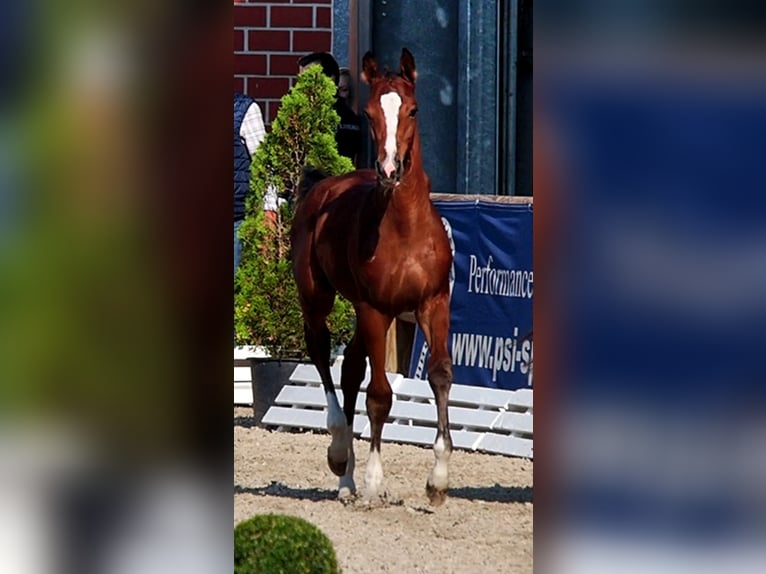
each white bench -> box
[261,407,370,435]
[237,361,534,459]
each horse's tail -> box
[297,166,328,200]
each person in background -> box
[298,52,361,166]
[234,91,265,277]
[338,67,354,107]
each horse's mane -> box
[297,166,329,200]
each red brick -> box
[269,54,301,76]
[293,30,332,53]
[233,76,245,93]
[293,0,330,3]
[233,6,266,27]
[248,29,290,51]
[270,6,314,28]
[234,54,267,75]
[267,101,281,125]
[233,29,245,53]
[315,7,331,29]
[248,77,291,100]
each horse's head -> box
[362,48,419,188]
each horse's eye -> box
[409,107,418,118]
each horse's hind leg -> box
[301,292,352,478]
[356,304,394,501]
[417,292,454,506]
[335,331,367,498]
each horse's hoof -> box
[338,486,355,501]
[327,448,348,476]
[362,490,389,507]
[426,482,448,507]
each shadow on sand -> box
[448,484,532,504]
[235,481,337,502]
[235,481,532,504]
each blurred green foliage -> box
[0,9,184,456]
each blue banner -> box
[532,71,766,556]
[408,200,533,390]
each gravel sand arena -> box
[234,407,533,573]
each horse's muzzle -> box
[376,158,402,187]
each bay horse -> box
[291,48,454,505]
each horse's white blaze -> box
[380,91,402,177]
[364,449,384,497]
[429,436,450,491]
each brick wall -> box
[234,0,333,125]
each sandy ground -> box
[234,407,533,573]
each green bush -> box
[234,514,341,574]
[235,65,356,356]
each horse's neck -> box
[373,149,431,233]
[396,130,430,194]
[395,148,430,205]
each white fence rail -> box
[235,360,533,459]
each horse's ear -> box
[361,51,378,84]
[400,48,417,84]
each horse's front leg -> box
[356,304,394,501]
[417,292,454,506]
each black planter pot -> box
[248,358,302,426]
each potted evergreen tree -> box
[235,66,356,424]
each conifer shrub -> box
[235,65,356,356]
